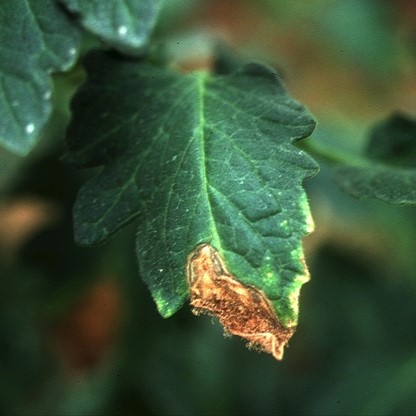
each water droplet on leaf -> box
[25,123,35,134]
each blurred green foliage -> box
[1,0,416,415]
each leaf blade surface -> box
[65,51,317,351]
[0,0,80,155]
[60,0,162,54]
[335,114,416,206]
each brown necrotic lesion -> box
[187,244,294,360]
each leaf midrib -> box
[196,74,222,252]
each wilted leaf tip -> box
[187,244,295,360]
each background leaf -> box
[59,0,163,55]
[65,50,317,330]
[0,0,80,155]
[334,113,416,206]
[364,113,416,167]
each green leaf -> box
[365,113,416,167]
[335,113,416,206]
[60,0,163,55]
[65,50,317,356]
[0,0,80,155]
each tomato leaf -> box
[335,113,416,206]
[0,0,80,155]
[59,0,163,55]
[65,50,317,357]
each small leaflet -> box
[187,244,295,360]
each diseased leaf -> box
[187,244,294,360]
[59,0,163,55]
[335,113,416,206]
[0,0,80,155]
[65,50,317,359]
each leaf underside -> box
[0,0,80,155]
[65,50,317,335]
[335,113,416,206]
